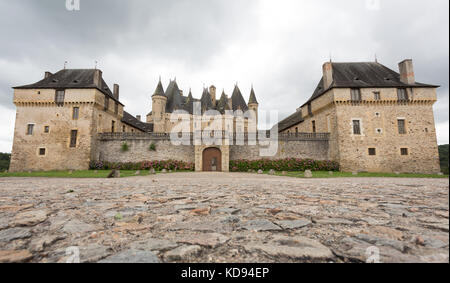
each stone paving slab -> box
[0,173,448,263]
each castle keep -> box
[9,59,441,174]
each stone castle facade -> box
[8,59,441,174]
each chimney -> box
[322,62,333,90]
[44,72,53,79]
[398,59,415,85]
[113,84,120,100]
[94,69,103,88]
[209,85,216,105]
[136,115,141,121]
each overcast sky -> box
[0,0,448,152]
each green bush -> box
[229,158,339,172]
[121,142,129,152]
[0,153,10,171]
[439,144,449,174]
[149,143,156,151]
[89,160,194,171]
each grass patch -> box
[0,170,190,179]
[263,171,448,179]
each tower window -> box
[368,148,376,156]
[73,107,79,120]
[352,120,361,135]
[104,96,109,111]
[312,121,316,133]
[351,88,362,102]
[55,90,65,106]
[70,130,78,148]
[39,148,46,156]
[374,91,381,100]
[123,125,126,132]
[397,89,408,101]
[44,126,50,133]
[111,121,115,133]
[398,119,406,134]
[27,124,34,135]
[401,148,409,156]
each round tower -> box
[248,86,259,129]
[151,78,167,133]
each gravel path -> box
[0,173,448,263]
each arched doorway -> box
[202,147,222,172]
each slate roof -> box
[248,86,258,104]
[301,62,438,107]
[121,111,154,133]
[276,61,439,132]
[149,80,256,115]
[276,111,304,132]
[231,85,249,112]
[14,69,124,105]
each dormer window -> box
[351,88,362,102]
[397,88,408,101]
[55,90,65,106]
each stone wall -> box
[96,133,195,163]
[96,133,331,167]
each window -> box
[368,148,376,156]
[295,127,298,134]
[55,90,65,106]
[114,103,118,115]
[123,125,126,132]
[70,130,78,148]
[27,124,34,135]
[307,104,312,116]
[104,96,109,111]
[312,121,316,133]
[401,148,409,156]
[397,88,408,101]
[351,88,362,102]
[44,126,50,133]
[398,119,406,134]
[111,121,115,133]
[352,120,361,135]
[39,148,46,156]
[374,91,381,101]
[72,107,79,120]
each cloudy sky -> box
[0,0,448,152]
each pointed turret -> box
[152,78,166,97]
[248,85,259,105]
[231,84,248,112]
[216,90,231,114]
[200,87,214,112]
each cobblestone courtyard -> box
[0,173,448,263]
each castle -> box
[9,59,441,174]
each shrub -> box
[229,158,339,172]
[149,143,156,151]
[121,142,129,152]
[89,160,195,171]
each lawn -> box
[262,171,448,179]
[0,170,189,178]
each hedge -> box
[230,158,339,172]
[89,160,195,171]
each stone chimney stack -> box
[113,84,120,100]
[322,62,333,90]
[136,115,141,121]
[398,59,415,85]
[45,72,53,79]
[209,85,216,106]
[94,69,103,88]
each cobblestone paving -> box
[0,173,448,263]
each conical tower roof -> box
[216,90,231,114]
[248,85,258,105]
[231,84,249,112]
[152,78,166,97]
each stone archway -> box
[202,147,222,172]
